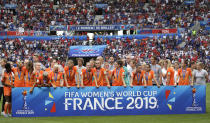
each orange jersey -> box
[112,67,125,86]
[92,68,107,86]
[45,67,52,73]
[178,68,192,85]
[25,70,36,87]
[132,72,143,86]
[64,66,78,86]
[166,67,175,86]
[2,72,13,96]
[81,69,95,86]
[38,74,51,86]
[143,70,155,86]
[49,71,63,87]
[34,71,44,85]
[12,67,26,87]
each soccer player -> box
[166,60,176,86]
[111,60,126,87]
[25,61,35,87]
[49,64,64,87]
[30,71,50,93]
[45,58,57,73]
[81,62,98,87]
[93,60,110,88]
[177,60,192,85]
[12,60,26,87]
[130,64,143,87]
[1,63,14,117]
[104,62,112,86]
[64,60,79,88]
[29,62,44,93]
[89,59,95,68]
[142,64,160,87]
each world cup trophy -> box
[192,88,196,107]
[22,90,28,110]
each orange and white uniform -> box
[12,67,26,87]
[25,70,36,87]
[2,72,13,96]
[178,68,192,85]
[49,71,63,87]
[64,66,78,86]
[81,69,95,86]
[92,68,107,86]
[166,67,175,86]
[132,72,143,86]
[112,67,125,86]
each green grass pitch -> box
[0,84,210,123]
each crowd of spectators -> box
[0,30,209,73]
[0,0,209,31]
[0,0,209,73]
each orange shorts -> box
[3,87,11,96]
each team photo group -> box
[0,54,208,117]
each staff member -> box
[192,62,208,85]
[1,63,14,117]
[150,56,162,85]
[0,59,6,116]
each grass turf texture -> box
[0,84,210,123]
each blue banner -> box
[5,4,17,9]
[12,85,206,117]
[50,25,67,31]
[95,4,108,8]
[69,25,120,31]
[69,45,107,57]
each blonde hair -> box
[166,59,172,68]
